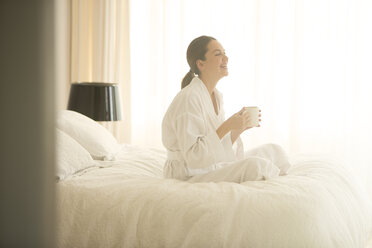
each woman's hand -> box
[230,108,261,144]
[217,108,261,140]
[226,108,252,132]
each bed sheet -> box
[56,146,372,248]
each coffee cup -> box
[243,106,260,127]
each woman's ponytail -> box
[181,70,194,89]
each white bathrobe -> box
[162,77,290,183]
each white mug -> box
[243,106,260,127]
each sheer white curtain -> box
[129,0,372,173]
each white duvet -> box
[56,145,372,248]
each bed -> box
[56,110,372,248]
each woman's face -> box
[197,40,229,80]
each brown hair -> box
[181,35,216,89]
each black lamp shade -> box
[67,82,122,121]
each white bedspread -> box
[56,146,372,248]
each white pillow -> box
[56,129,97,180]
[56,110,121,160]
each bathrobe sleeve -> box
[215,90,244,161]
[173,98,227,171]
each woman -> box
[162,35,290,183]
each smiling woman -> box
[161,36,291,182]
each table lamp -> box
[67,82,122,121]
